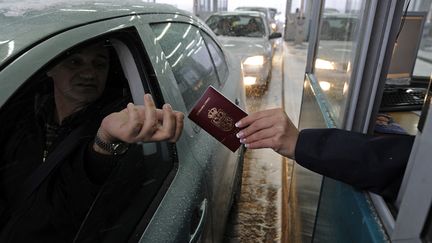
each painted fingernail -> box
[235,121,241,127]
[236,131,243,138]
[244,144,249,148]
[240,138,246,143]
[164,103,172,110]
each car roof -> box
[0,1,189,66]
[234,7,271,18]
[235,6,269,11]
[208,11,265,18]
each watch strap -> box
[94,134,129,155]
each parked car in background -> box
[268,7,285,33]
[235,6,278,32]
[0,1,246,242]
[206,11,282,94]
[320,12,359,41]
[269,7,278,20]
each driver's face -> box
[47,43,109,106]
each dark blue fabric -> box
[295,128,414,201]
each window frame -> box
[303,0,432,241]
[149,21,221,111]
[0,19,180,241]
[201,30,230,86]
[322,0,432,241]
[103,31,181,241]
[391,101,432,241]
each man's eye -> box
[94,61,108,70]
[65,58,82,67]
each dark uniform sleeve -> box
[294,128,415,201]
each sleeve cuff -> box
[84,140,121,185]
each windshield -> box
[206,15,266,38]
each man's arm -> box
[85,94,184,184]
[94,94,184,154]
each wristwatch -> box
[94,134,129,155]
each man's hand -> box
[235,108,299,159]
[94,94,184,154]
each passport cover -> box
[188,86,248,152]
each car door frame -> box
[134,13,245,243]
[0,15,210,243]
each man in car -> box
[245,18,263,37]
[0,40,184,242]
[215,18,232,36]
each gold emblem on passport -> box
[208,107,234,131]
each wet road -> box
[224,40,287,243]
[223,40,309,243]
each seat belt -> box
[12,123,95,212]
[13,96,128,208]
[4,97,127,241]
[0,123,97,242]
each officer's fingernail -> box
[240,138,246,143]
[235,121,241,127]
[236,131,243,138]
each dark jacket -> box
[0,95,126,242]
[295,128,415,201]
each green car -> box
[0,1,246,242]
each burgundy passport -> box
[188,86,248,152]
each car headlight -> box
[315,58,335,70]
[243,76,257,86]
[243,55,264,66]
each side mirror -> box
[269,32,282,39]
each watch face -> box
[112,142,129,155]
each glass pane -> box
[315,0,366,126]
[412,1,432,78]
[296,75,326,242]
[202,32,229,84]
[151,23,219,111]
[206,15,266,38]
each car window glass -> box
[202,32,229,85]
[206,15,265,38]
[0,33,175,242]
[151,22,220,111]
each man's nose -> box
[81,61,99,72]
[79,67,96,80]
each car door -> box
[0,16,209,243]
[135,14,245,242]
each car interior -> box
[0,33,179,242]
